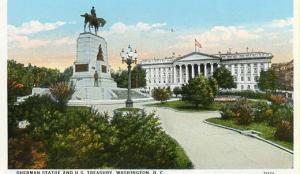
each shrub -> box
[264,108,274,122]
[275,120,293,142]
[151,87,172,103]
[268,105,293,127]
[173,87,182,98]
[111,111,192,169]
[8,95,59,138]
[49,82,75,110]
[218,90,269,100]
[220,104,235,119]
[8,136,47,169]
[269,95,287,106]
[253,102,270,122]
[232,99,253,125]
[181,75,214,108]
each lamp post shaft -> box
[121,45,137,108]
[126,62,133,108]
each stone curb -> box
[203,120,293,154]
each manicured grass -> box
[114,107,141,112]
[166,134,194,169]
[206,118,293,150]
[145,100,230,112]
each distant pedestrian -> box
[94,71,99,87]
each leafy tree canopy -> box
[212,66,236,89]
[181,75,214,108]
[111,65,146,88]
[258,69,278,91]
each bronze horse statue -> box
[81,13,106,35]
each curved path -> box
[93,101,293,169]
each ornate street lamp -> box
[120,45,138,108]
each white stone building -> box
[140,51,272,91]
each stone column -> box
[231,64,234,76]
[237,64,241,82]
[145,68,149,85]
[218,64,221,68]
[250,63,254,82]
[244,64,247,83]
[197,64,200,76]
[160,68,164,84]
[165,67,168,84]
[264,63,268,71]
[204,63,207,77]
[185,65,189,83]
[258,63,261,75]
[191,64,195,78]
[151,68,154,83]
[211,64,214,75]
[173,66,177,84]
[155,68,159,83]
[179,65,182,84]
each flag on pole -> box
[195,39,202,52]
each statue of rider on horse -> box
[81,7,106,35]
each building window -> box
[241,85,244,90]
[234,76,237,81]
[254,85,257,89]
[255,76,259,82]
[241,76,244,81]
[248,77,251,81]
[247,85,250,89]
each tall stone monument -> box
[71,32,117,88]
[70,8,117,100]
[70,32,117,100]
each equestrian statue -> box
[81,6,106,35]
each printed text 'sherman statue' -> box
[70,7,117,100]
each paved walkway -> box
[92,101,293,169]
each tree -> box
[131,65,146,88]
[208,77,218,96]
[151,87,172,103]
[181,75,214,108]
[212,66,236,89]
[61,66,73,82]
[173,87,182,98]
[49,82,75,110]
[258,69,278,91]
[111,65,146,88]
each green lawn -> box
[145,100,229,111]
[166,134,194,169]
[206,118,293,150]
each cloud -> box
[8,20,73,49]
[8,19,293,70]
[108,22,167,34]
[270,18,293,28]
[8,20,66,35]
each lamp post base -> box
[125,99,133,108]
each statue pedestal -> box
[71,32,117,100]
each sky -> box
[8,0,293,71]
